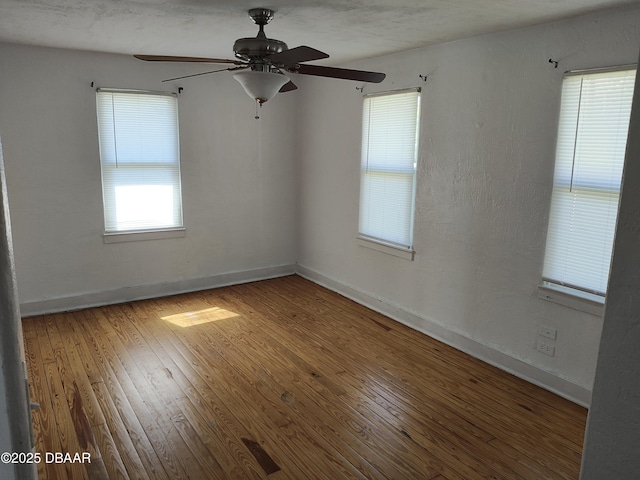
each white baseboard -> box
[296,264,591,408]
[20,264,296,317]
[19,261,591,407]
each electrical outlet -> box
[539,325,557,340]
[537,340,556,356]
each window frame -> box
[96,88,184,241]
[357,87,421,260]
[540,65,636,313]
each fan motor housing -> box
[233,37,288,61]
[234,8,287,62]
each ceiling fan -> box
[134,8,386,105]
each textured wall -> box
[580,45,640,479]
[1,139,36,480]
[0,139,17,480]
[296,5,640,401]
[0,44,298,310]
[1,5,639,407]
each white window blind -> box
[96,89,183,233]
[542,67,636,299]
[359,89,420,249]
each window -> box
[358,88,421,258]
[541,67,636,305]
[96,89,183,237]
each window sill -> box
[103,227,186,244]
[537,282,604,316]
[357,235,415,260]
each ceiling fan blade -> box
[279,80,298,93]
[267,46,329,66]
[135,54,245,65]
[162,66,248,83]
[293,64,386,83]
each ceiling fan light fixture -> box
[233,70,290,104]
[135,8,386,106]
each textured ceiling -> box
[0,0,637,64]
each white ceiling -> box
[0,0,637,64]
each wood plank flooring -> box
[22,275,588,479]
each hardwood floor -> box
[22,275,587,479]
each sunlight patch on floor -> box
[161,306,240,327]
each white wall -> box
[296,5,640,404]
[0,140,16,480]
[0,376,11,480]
[1,138,36,480]
[580,44,640,479]
[2,5,639,407]
[0,44,298,313]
